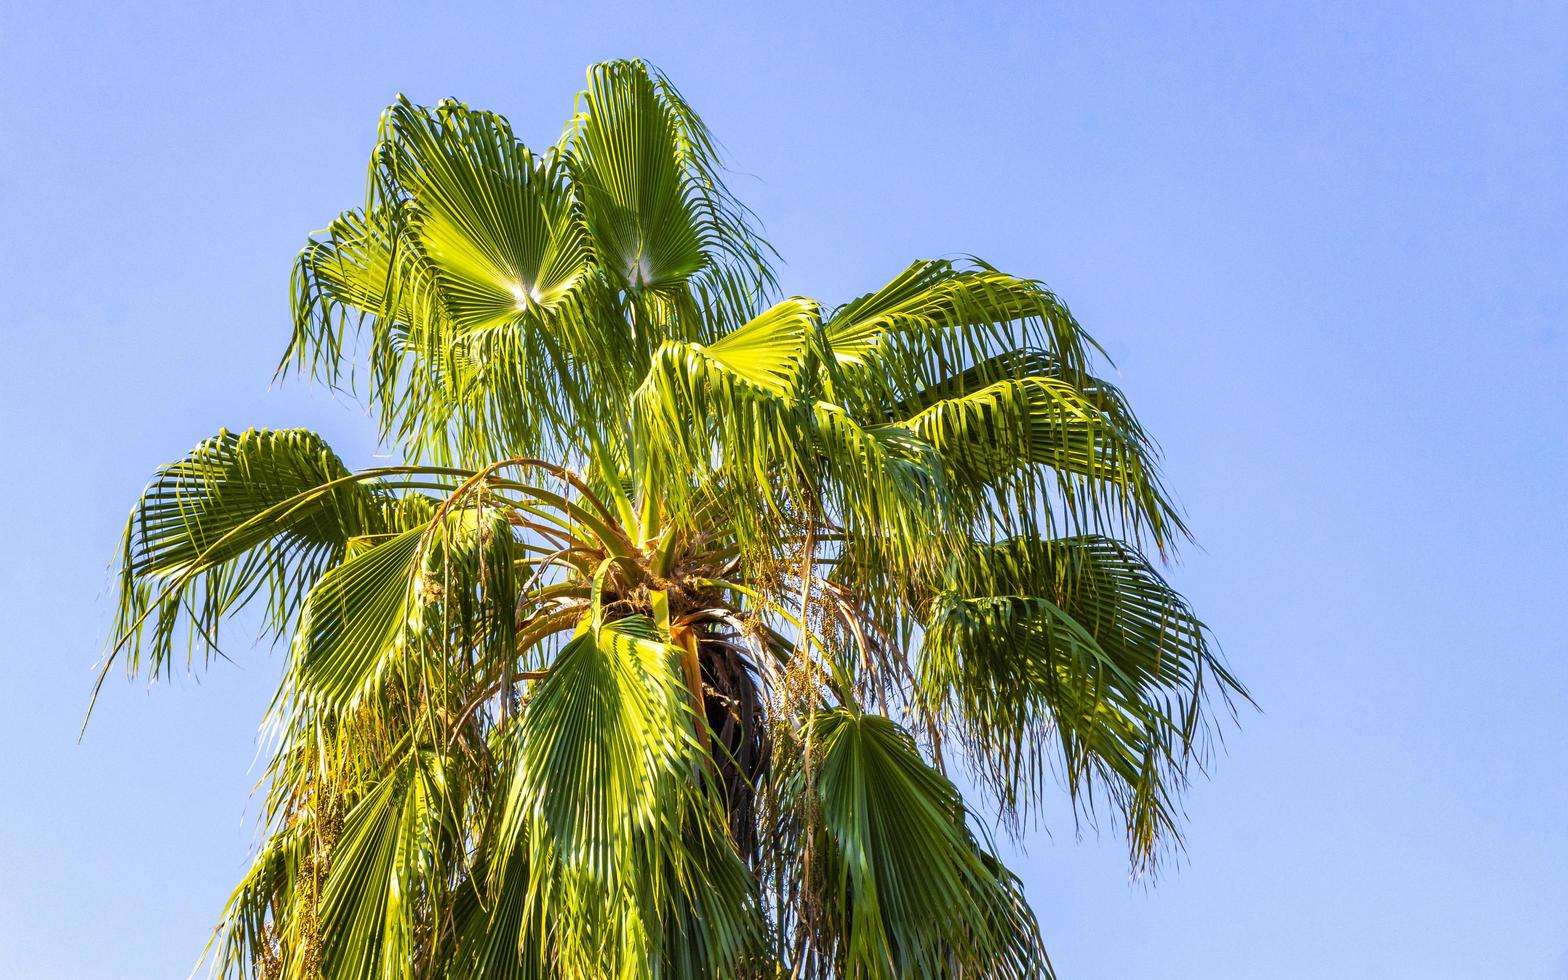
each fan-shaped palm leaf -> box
[778,708,1050,978]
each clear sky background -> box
[2,2,1564,977]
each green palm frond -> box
[103,59,1248,980]
[291,523,428,716]
[921,534,1245,868]
[893,372,1182,547]
[699,296,817,393]
[569,60,773,320]
[207,821,310,980]
[823,259,1095,412]
[494,617,761,977]
[572,62,706,295]
[286,59,773,471]
[318,751,459,980]
[287,207,413,386]
[110,428,419,679]
[780,708,1050,979]
[383,99,591,328]
[634,299,950,577]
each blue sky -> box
[2,2,1564,977]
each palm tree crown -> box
[104,59,1246,979]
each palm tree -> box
[102,60,1246,979]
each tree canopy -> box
[103,59,1246,979]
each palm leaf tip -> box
[919,533,1248,870]
[109,428,383,680]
